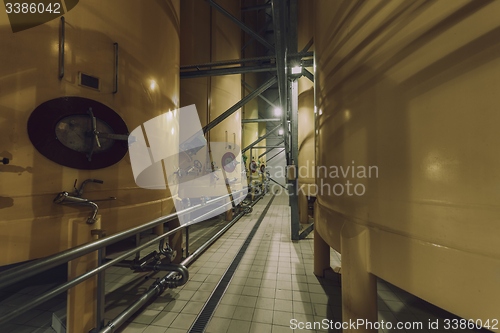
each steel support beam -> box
[258,140,284,158]
[271,0,288,159]
[289,79,300,241]
[242,118,281,123]
[266,148,284,163]
[181,52,312,71]
[303,68,314,83]
[203,76,277,134]
[300,37,314,53]
[252,145,283,149]
[242,124,281,154]
[207,0,275,51]
[242,81,277,109]
[181,65,276,79]
[241,3,271,12]
[268,177,287,190]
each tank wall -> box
[180,0,241,149]
[241,1,265,179]
[297,0,315,223]
[315,0,500,324]
[0,0,180,265]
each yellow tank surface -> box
[297,0,315,224]
[314,0,500,329]
[0,0,180,266]
[180,0,243,207]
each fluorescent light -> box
[278,128,284,135]
[274,107,282,117]
[291,66,302,75]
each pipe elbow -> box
[86,201,99,224]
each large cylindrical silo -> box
[0,1,180,330]
[314,0,500,328]
[0,0,180,264]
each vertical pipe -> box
[96,247,105,330]
[290,80,300,240]
[185,226,190,257]
[135,234,140,260]
[58,16,65,79]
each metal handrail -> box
[0,189,246,290]
[0,189,250,325]
[98,192,264,333]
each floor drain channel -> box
[188,194,276,333]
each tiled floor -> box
[109,193,489,333]
[1,192,491,332]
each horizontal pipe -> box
[180,52,313,70]
[0,189,247,290]
[99,264,189,333]
[0,193,246,325]
[100,194,265,333]
[242,118,281,123]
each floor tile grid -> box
[114,195,275,333]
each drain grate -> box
[188,195,276,333]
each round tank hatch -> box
[222,152,236,173]
[28,96,129,170]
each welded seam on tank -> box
[188,194,276,333]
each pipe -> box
[98,264,189,333]
[76,178,104,197]
[58,16,65,79]
[181,64,276,79]
[0,191,249,325]
[53,191,99,224]
[0,189,247,290]
[180,52,312,70]
[99,194,265,333]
